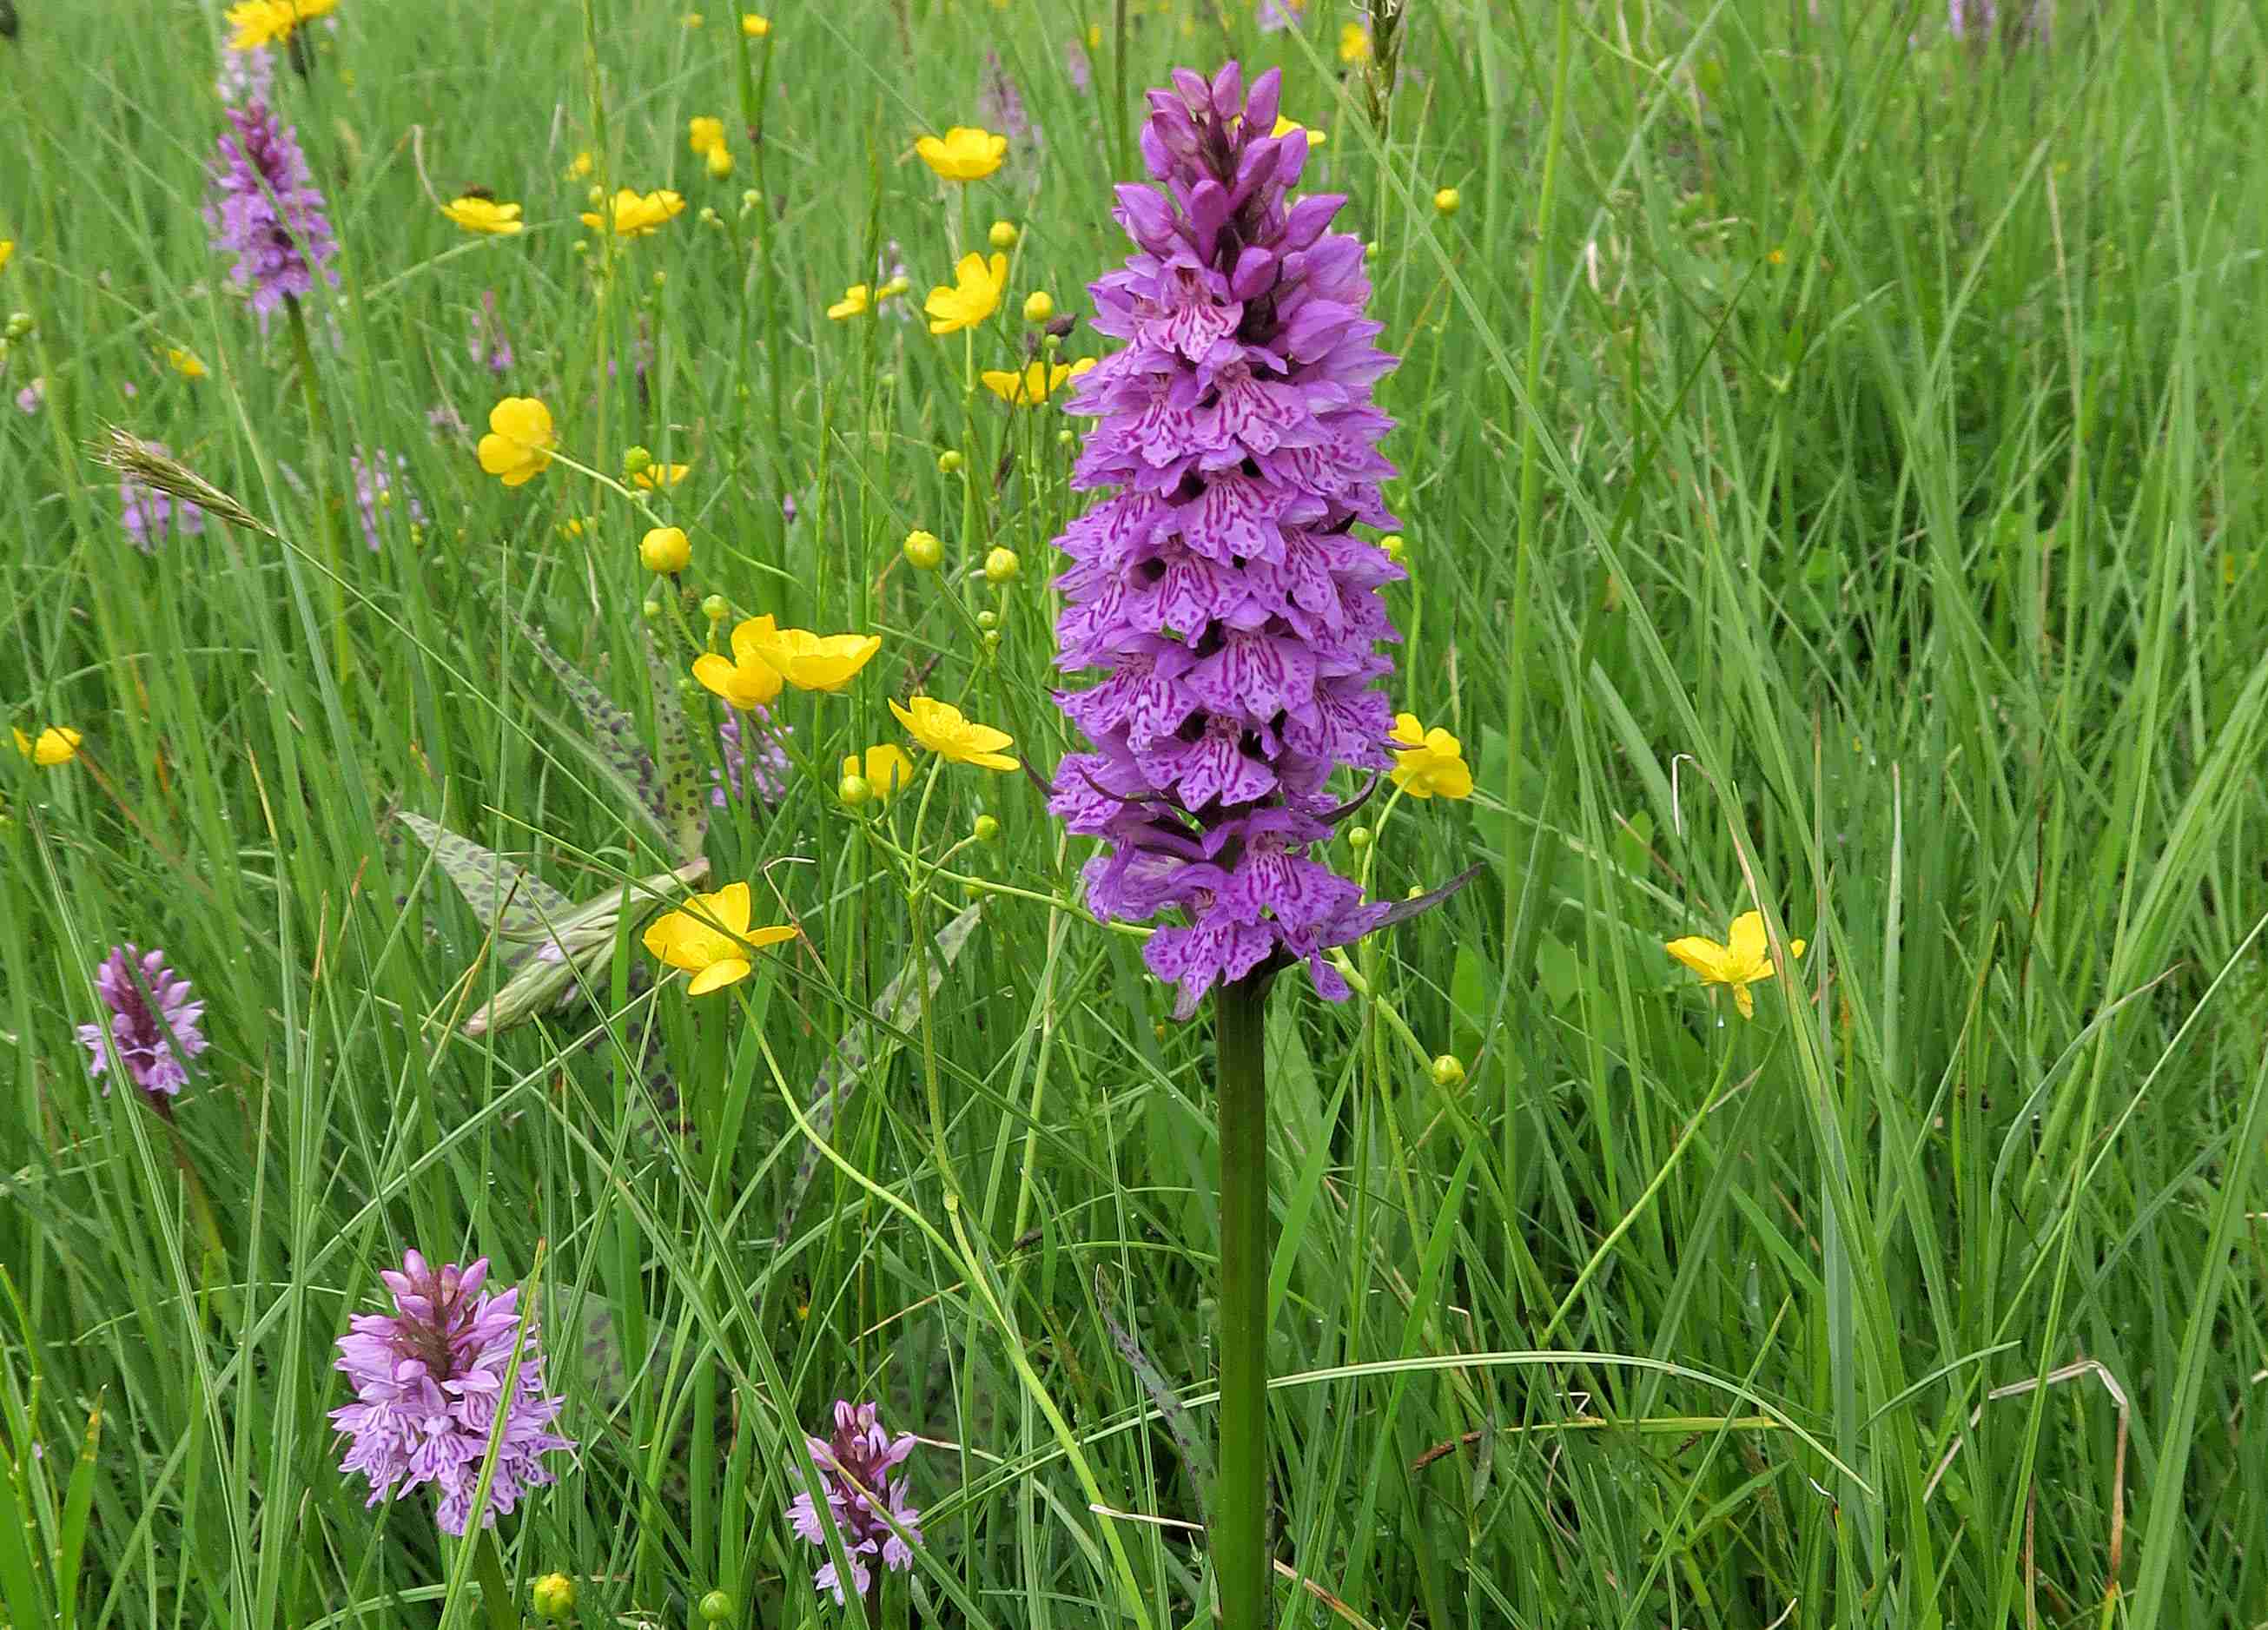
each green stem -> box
[1213,972,1273,1630]
[471,1529,519,1630]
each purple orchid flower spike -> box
[329,1251,575,1534]
[1045,61,1470,1020]
[205,99,338,327]
[76,943,209,1098]
[786,1400,923,1605]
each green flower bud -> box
[974,814,1001,842]
[698,1589,735,1623]
[903,528,944,571]
[532,1572,577,1620]
[1430,1053,1467,1089]
[839,773,872,808]
[983,545,1020,584]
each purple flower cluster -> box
[330,1252,574,1534]
[215,43,275,106]
[712,709,790,808]
[1948,0,2052,43]
[1047,63,1402,1016]
[206,100,338,326]
[76,944,209,1098]
[469,289,513,378]
[981,50,1039,145]
[350,446,423,550]
[119,442,206,551]
[786,1400,922,1604]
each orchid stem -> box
[1213,971,1273,1629]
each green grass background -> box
[4,0,2268,1625]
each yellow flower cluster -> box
[916,127,1007,181]
[924,252,1007,333]
[581,188,684,237]
[224,0,335,51]
[980,358,1096,406]
[442,196,525,235]
[688,116,734,180]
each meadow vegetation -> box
[3,0,2266,1625]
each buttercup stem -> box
[1212,971,1273,1629]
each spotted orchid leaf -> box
[510,614,677,855]
[643,631,710,864]
[395,809,576,947]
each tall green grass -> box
[4,0,2266,1625]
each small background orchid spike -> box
[510,613,710,865]
[89,426,273,537]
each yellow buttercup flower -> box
[641,881,797,996]
[890,696,1017,771]
[842,744,914,804]
[706,146,735,179]
[741,12,770,35]
[1339,20,1372,63]
[441,196,526,235]
[694,616,881,708]
[1272,115,1326,148]
[924,252,1008,334]
[164,346,208,379]
[580,188,684,236]
[0,241,13,276]
[1387,713,1473,800]
[631,462,691,491]
[566,150,595,180]
[225,0,334,51]
[827,284,872,320]
[476,397,556,487]
[1664,911,1806,1020]
[916,126,1008,181]
[979,358,1095,406]
[688,116,727,157]
[13,726,82,768]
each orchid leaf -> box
[644,630,711,864]
[395,810,576,944]
[511,613,674,852]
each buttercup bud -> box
[622,445,653,477]
[1433,187,1461,215]
[699,1589,736,1623]
[1022,290,1055,323]
[532,1573,578,1620]
[937,449,964,475]
[983,545,1020,584]
[989,219,1020,248]
[974,814,1001,842]
[639,525,691,574]
[701,593,731,621]
[903,528,943,571]
[1430,1053,1466,1088]
[839,772,873,808]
